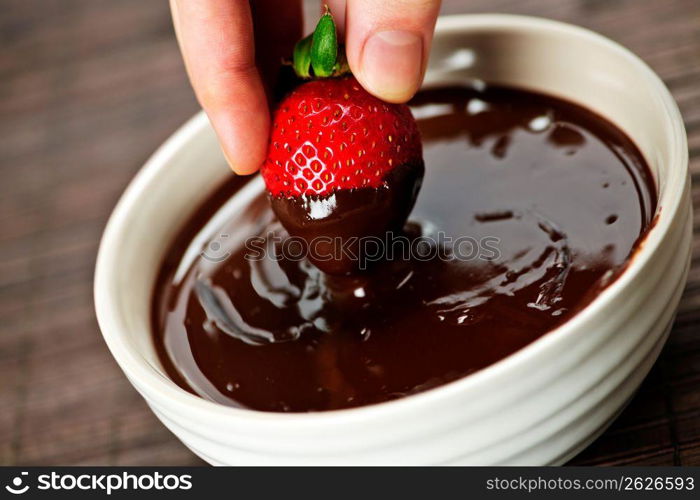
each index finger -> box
[171,0,269,175]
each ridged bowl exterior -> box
[95,15,691,465]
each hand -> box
[170,0,441,174]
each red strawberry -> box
[261,8,424,275]
[261,76,422,197]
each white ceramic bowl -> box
[95,14,691,465]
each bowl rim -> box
[94,13,689,427]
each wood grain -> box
[0,0,698,466]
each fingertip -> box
[223,149,256,175]
[228,157,262,176]
[207,106,269,176]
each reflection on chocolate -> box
[151,85,657,412]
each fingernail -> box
[360,30,423,102]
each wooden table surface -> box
[1,0,699,466]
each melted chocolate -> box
[151,85,657,412]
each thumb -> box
[344,0,441,103]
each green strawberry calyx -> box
[292,5,350,79]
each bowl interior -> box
[96,15,684,402]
